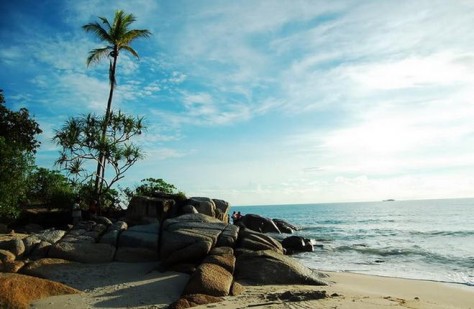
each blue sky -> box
[2,0,474,205]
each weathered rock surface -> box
[34,229,66,244]
[184,263,233,297]
[235,249,327,285]
[238,214,281,233]
[29,241,51,260]
[237,228,284,254]
[21,258,75,279]
[22,235,41,256]
[273,218,298,234]
[0,249,15,263]
[48,242,115,263]
[213,199,230,223]
[127,195,175,224]
[282,236,314,254]
[160,214,237,267]
[0,239,25,257]
[186,197,216,217]
[115,223,159,262]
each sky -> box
[2,0,474,206]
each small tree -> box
[121,178,186,206]
[0,90,42,222]
[54,110,144,203]
[27,167,75,209]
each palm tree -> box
[83,10,151,198]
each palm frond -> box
[120,45,139,59]
[87,47,112,66]
[122,29,152,45]
[82,22,112,43]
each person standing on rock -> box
[72,197,82,225]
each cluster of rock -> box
[0,194,327,308]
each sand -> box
[25,263,474,308]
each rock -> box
[0,239,25,257]
[169,294,223,309]
[34,229,66,244]
[216,224,239,248]
[21,258,74,279]
[127,222,160,234]
[230,281,245,296]
[273,219,298,233]
[48,242,115,263]
[237,228,284,254]
[186,197,216,217]
[235,250,327,285]
[160,214,232,267]
[29,241,52,260]
[114,247,159,262]
[99,221,128,246]
[0,249,15,263]
[22,235,41,257]
[239,214,281,233]
[92,215,113,226]
[180,204,198,215]
[203,249,235,274]
[99,230,121,246]
[183,263,233,297]
[127,195,175,224]
[213,199,230,223]
[3,260,24,273]
[282,236,314,254]
[0,273,79,309]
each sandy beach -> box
[26,262,474,309]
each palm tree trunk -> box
[94,49,118,199]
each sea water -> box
[233,198,474,286]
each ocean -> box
[233,198,474,286]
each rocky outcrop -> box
[127,195,176,225]
[237,228,284,254]
[234,249,327,286]
[282,236,314,254]
[273,219,298,233]
[160,214,239,267]
[47,221,114,263]
[115,223,159,262]
[185,197,216,218]
[238,214,281,233]
[0,239,25,257]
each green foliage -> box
[27,167,75,209]
[0,137,33,221]
[0,89,42,153]
[54,110,145,199]
[122,178,186,203]
[0,90,42,222]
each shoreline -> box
[28,263,474,309]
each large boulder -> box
[213,199,231,223]
[115,223,159,262]
[48,242,115,263]
[183,263,233,297]
[237,228,284,254]
[127,195,175,224]
[99,221,128,247]
[22,235,41,257]
[273,219,298,234]
[160,214,236,267]
[29,241,52,260]
[186,197,217,218]
[235,250,327,285]
[0,239,25,257]
[238,214,281,233]
[34,229,66,244]
[282,236,314,254]
[21,258,75,279]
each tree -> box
[54,111,144,204]
[27,167,74,209]
[82,10,151,199]
[121,178,186,207]
[0,89,42,222]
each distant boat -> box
[383,199,395,202]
